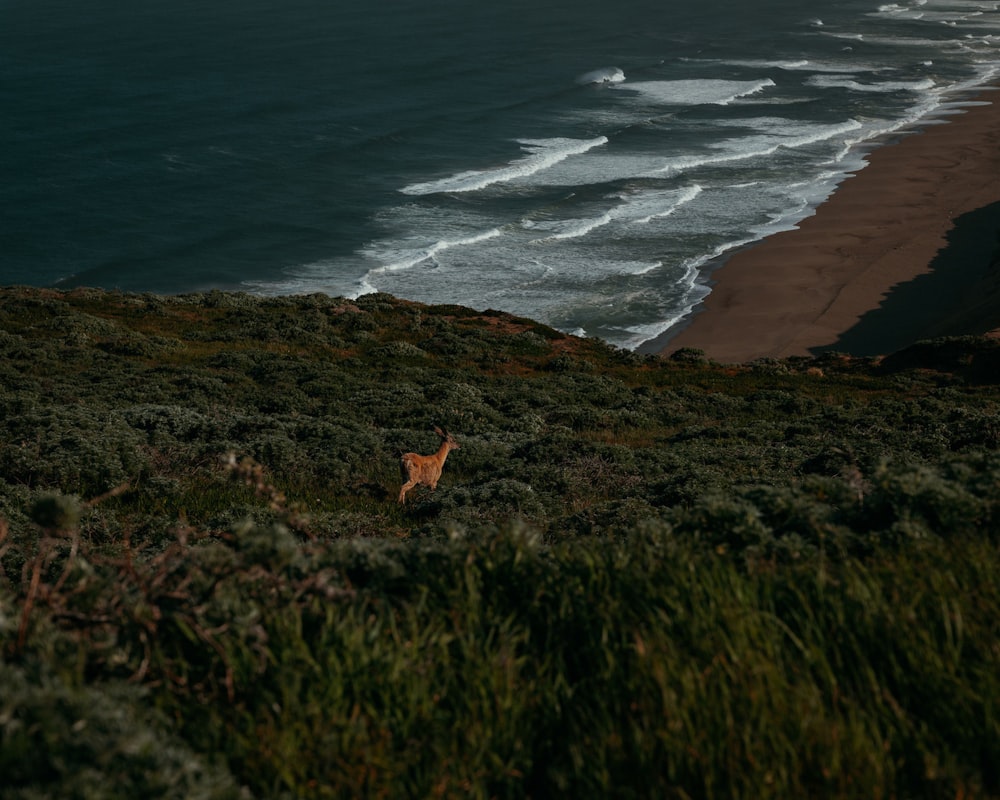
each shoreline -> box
[651,88,1000,363]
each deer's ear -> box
[433,425,445,437]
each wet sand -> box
[655,89,1000,363]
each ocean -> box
[3,0,1000,349]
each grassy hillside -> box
[1,286,999,798]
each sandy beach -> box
[657,89,1000,363]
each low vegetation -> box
[1,286,998,798]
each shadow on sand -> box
[814,201,1000,357]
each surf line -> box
[399,136,609,195]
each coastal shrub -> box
[435,434,513,482]
[283,418,387,485]
[348,385,427,427]
[863,460,985,540]
[123,404,214,444]
[668,346,707,364]
[548,403,609,432]
[423,380,507,433]
[947,407,1000,450]
[299,373,354,407]
[28,492,83,532]
[232,519,300,570]
[734,481,858,560]
[304,509,398,539]
[1,407,147,496]
[29,310,121,344]
[417,329,481,358]
[511,428,580,470]
[353,292,402,314]
[242,434,304,479]
[508,330,551,356]
[670,493,773,557]
[749,356,792,374]
[4,288,1000,797]
[544,353,595,373]
[555,446,642,503]
[77,505,132,548]
[0,662,239,800]
[96,331,169,358]
[554,497,660,539]
[168,372,232,405]
[432,478,545,523]
[949,453,1000,532]
[646,463,726,508]
[368,341,428,362]
[876,335,1000,380]
[748,388,819,417]
[253,387,311,415]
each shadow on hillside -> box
[814,201,1000,358]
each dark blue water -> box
[3,0,999,346]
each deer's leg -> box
[398,479,417,504]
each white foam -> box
[873,4,927,18]
[576,66,626,85]
[610,78,776,106]
[870,1,1000,25]
[631,184,704,224]
[820,31,866,41]
[703,57,812,70]
[622,200,837,349]
[806,75,937,92]
[650,118,863,176]
[351,277,379,299]
[529,184,703,243]
[532,211,617,242]
[689,56,881,74]
[399,136,609,195]
[723,58,812,70]
[845,72,999,147]
[619,258,714,349]
[365,227,503,275]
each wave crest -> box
[807,75,936,93]
[651,119,863,175]
[529,184,703,243]
[576,66,626,85]
[400,136,609,195]
[611,78,776,106]
[367,228,504,274]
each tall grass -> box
[4,516,997,798]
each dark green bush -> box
[0,662,239,800]
[864,459,986,540]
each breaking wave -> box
[576,66,626,84]
[400,137,609,195]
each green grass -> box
[4,522,998,798]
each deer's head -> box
[433,426,460,450]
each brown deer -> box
[398,426,460,503]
